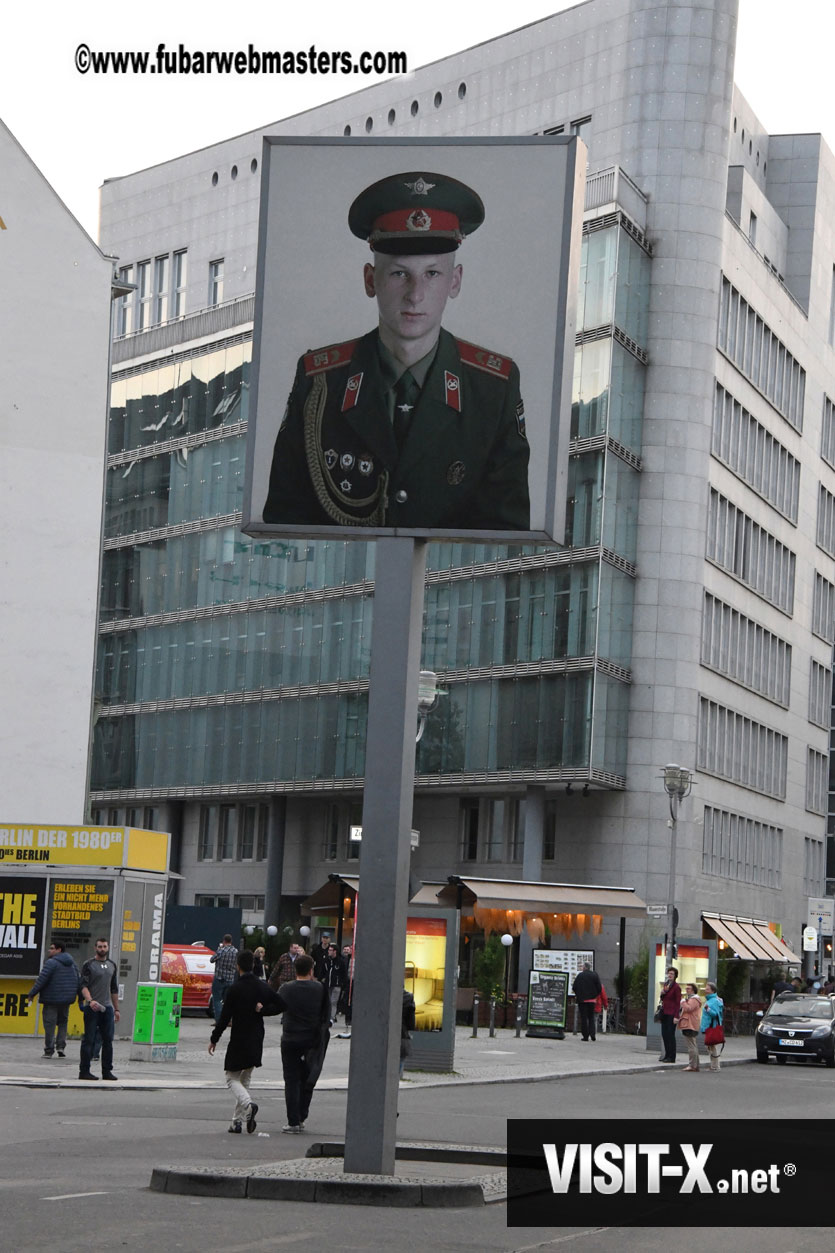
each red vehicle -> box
[161,943,215,1012]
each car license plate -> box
[778,1038,804,1046]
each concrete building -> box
[1,120,114,823]
[91,0,833,984]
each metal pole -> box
[667,793,678,966]
[471,994,480,1037]
[489,997,496,1038]
[343,538,427,1177]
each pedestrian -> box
[269,953,331,1134]
[310,932,332,980]
[400,987,416,1079]
[337,944,354,1037]
[572,961,603,1042]
[78,937,120,1081]
[770,971,794,1002]
[701,980,725,1073]
[209,934,238,1024]
[208,949,272,1134]
[268,941,303,990]
[659,966,682,1063]
[678,982,702,1072]
[252,947,266,979]
[27,939,80,1058]
[320,943,346,1023]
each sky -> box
[2,0,834,240]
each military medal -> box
[324,448,338,469]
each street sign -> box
[803,926,818,952]
[646,904,667,918]
[807,897,834,934]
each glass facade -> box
[92,215,649,798]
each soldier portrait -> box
[245,138,583,543]
[263,171,530,531]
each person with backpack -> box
[27,939,80,1058]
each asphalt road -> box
[3,1066,833,1251]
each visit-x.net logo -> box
[508,1119,827,1226]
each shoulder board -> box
[303,340,358,376]
[454,338,513,380]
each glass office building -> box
[91,0,833,972]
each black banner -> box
[508,1118,831,1225]
[0,876,47,977]
[526,969,567,1030]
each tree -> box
[473,935,507,1002]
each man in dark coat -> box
[572,961,603,1042]
[263,171,529,533]
[208,949,275,1134]
[27,939,80,1058]
[270,953,331,1133]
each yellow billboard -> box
[0,826,168,874]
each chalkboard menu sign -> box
[526,969,568,1035]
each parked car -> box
[756,994,835,1067]
[161,942,215,1014]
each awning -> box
[299,876,447,915]
[437,876,648,919]
[701,912,801,963]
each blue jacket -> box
[700,992,724,1032]
[28,951,81,1005]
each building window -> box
[461,800,479,861]
[484,799,504,861]
[116,264,133,336]
[829,266,835,347]
[571,115,592,142]
[323,805,339,861]
[208,258,224,308]
[172,249,187,318]
[706,489,796,614]
[748,211,757,247]
[717,276,805,431]
[817,486,835,559]
[508,799,524,862]
[152,254,169,325]
[809,660,831,729]
[804,836,825,893]
[700,592,791,707]
[346,803,362,860]
[812,573,835,644]
[198,806,214,860]
[195,894,230,908]
[256,805,269,861]
[711,384,800,523]
[238,804,256,860]
[697,697,788,799]
[234,894,264,912]
[218,804,235,859]
[702,806,782,888]
[136,260,151,330]
[806,749,828,816]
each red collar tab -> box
[303,340,358,376]
[444,370,461,411]
[341,372,364,412]
[455,337,512,380]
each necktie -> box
[393,370,419,452]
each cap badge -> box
[405,177,435,196]
[406,209,432,233]
[447,461,466,485]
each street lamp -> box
[501,932,514,1006]
[661,764,693,964]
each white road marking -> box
[42,1191,110,1201]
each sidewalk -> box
[0,1017,755,1090]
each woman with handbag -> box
[701,980,725,1072]
[659,967,682,1063]
[678,982,702,1071]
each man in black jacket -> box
[572,962,603,1042]
[271,953,331,1134]
[27,940,80,1058]
[208,949,274,1134]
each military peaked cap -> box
[349,171,484,254]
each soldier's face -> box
[364,252,462,348]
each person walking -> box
[678,982,702,1072]
[27,940,80,1058]
[572,961,603,1042]
[252,947,266,979]
[268,941,303,990]
[209,934,239,1025]
[269,954,331,1133]
[659,966,682,1063]
[78,937,120,1081]
[701,980,725,1073]
[320,943,346,1024]
[208,949,273,1134]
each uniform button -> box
[395,489,408,504]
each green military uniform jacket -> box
[263,328,530,531]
